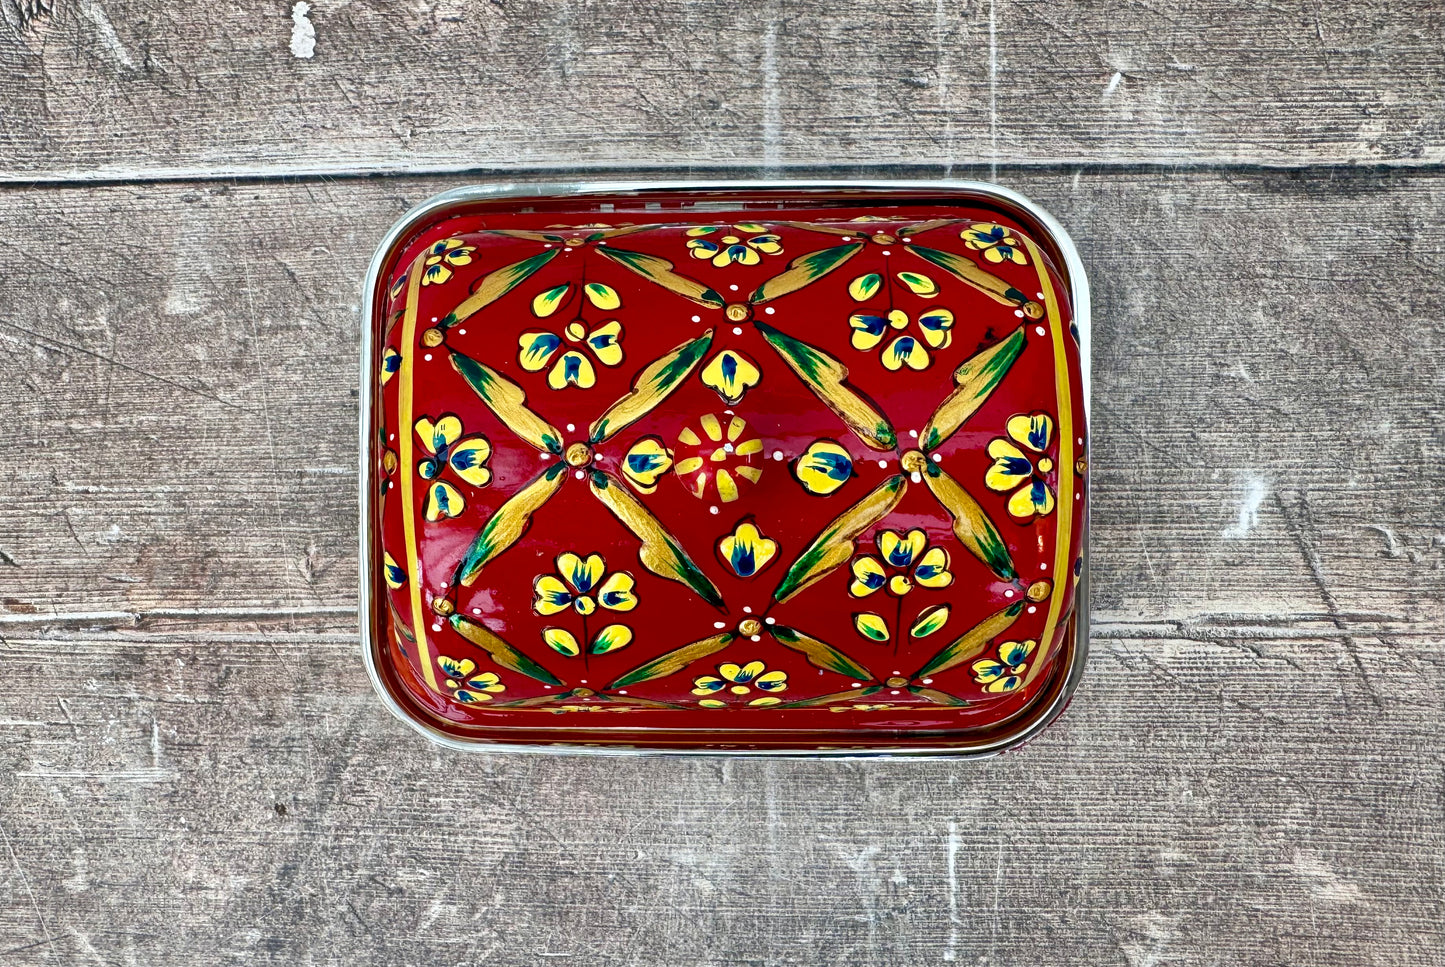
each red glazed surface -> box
[364,187,1087,752]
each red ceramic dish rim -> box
[357,179,1092,758]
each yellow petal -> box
[597,571,638,611]
[424,481,464,521]
[532,574,573,616]
[543,627,580,656]
[1007,412,1055,453]
[849,556,886,597]
[912,546,953,588]
[853,612,889,642]
[548,351,595,390]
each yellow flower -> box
[686,223,784,267]
[848,306,955,372]
[717,518,778,578]
[437,656,505,703]
[518,318,625,391]
[413,414,492,521]
[692,660,788,706]
[971,639,1037,693]
[421,238,476,285]
[532,553,638,617]
[849,529,952,599]
[961,222,1028,265]
[984,413,1057,521]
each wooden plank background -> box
[1,2,1442,965]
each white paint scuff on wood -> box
[1223,475,1269,539]
[290,2,316,59]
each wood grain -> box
[2,1,1445,180]
[0,167,1441,964]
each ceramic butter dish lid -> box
[361,182,1089,755]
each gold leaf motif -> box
[773,475,907,603]
[920,464,1016,581]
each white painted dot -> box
[931,453,942,462]
[709,506,719,515]
[878,459,889,469]
[543,244,553,248]
[724,409,734,416]
[1035,326,1046,336]
[580,679,588,684]
[902,237,912,243]
[750,635,761,642]
[1005,589,1015,598]
[691,315,701,323]
[574,470,585,480]
[732,327,742,335]
[890,690,901,695]
[743,606,753,614]
[598,242,607,246]
[1036,291,1045,300]
[388,433,395,441]
[423,353,432,361]
[440,581,448,588]
[881,249,891,256]
[540,452,551,459]
[1040,563,1048,571]
[563,247,573,252]
[892,670,901,676]
[618,689,627,694]
[842,237,853,242]
[908,429,918,438]
[764,617,776,625]
[566,423,575,432]
[544,684,553,689]
[1027,606,1037,614]
[472,608,481,615]
[1076,493,1082,500]
[458,329,466,335]
[772,450,784,461]
[910,472,922,484]
[724,443,735,453]
[1077,437,1084,445]
[431,623,442,632]
[851,682,863,688]
[729,284,739,291]
[714,621,727,629]
[764,307,775,315]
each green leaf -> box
[847,273,882,301]
[450,350,564,454]
[531,283,570,317]
[584,282,620,310]
[773,475,907,604]
[854,613,889,642]
[440,249,559,328]
[769,625,876,680]
[589,330,713,444]
[598,247,724,307]
[774,685,884,709]
[920,463,1015,580]
[751,243,864,304]
[905,244,1042,318]
[912,602,1023,680]
[449,615,564,685]
[606,633,735,689]
[588,471,725,609]
[919,326,1026,452]
[896,271,938,296]
[909,604,950,638]
[908,685,970,707]
[453,461,567,586]
[755,319,896,451]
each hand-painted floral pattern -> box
[674,414,763,503]
[962,223,1028,265]
[849,529,952,598]
[692,660,788,706]
[717,519,778,578]
[985,413,1057,521]
[849,306,954,371]
[621,436,674,494]
[518,318,624,390]
[533,553,638,617]
[972,639,1036,693]
[700,349,762,405]
[421,238,476,285]
[794,439,853,496]
[438,656,506,703]
[413,414,492,521]
[686,224,783,267]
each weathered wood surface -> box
[0,168,1441,965]
[2,1,1445,179]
